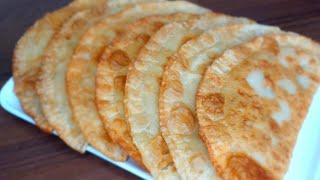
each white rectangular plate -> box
[1,77,320,180]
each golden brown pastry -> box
[196,33,320,179]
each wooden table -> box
[0,0,319,179]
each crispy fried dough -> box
[94,13,198,169]
[12,0,106,132]
[159,24,280,179]
[124,13,253,179]
[36,0,142,158]
[196,33,320,179]
[66,1,208,170]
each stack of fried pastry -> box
[13,0,320,179]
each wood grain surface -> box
[0,0,319,179]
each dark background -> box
[0,0,319,179]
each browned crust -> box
[124,13,257,179]
[159,24,281,179]
[64,0,208,167]
[12,0,104,132]
[95,13,198,169]
[36,2,130,159]
[196,33,320,179]
[65,0,170,162]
